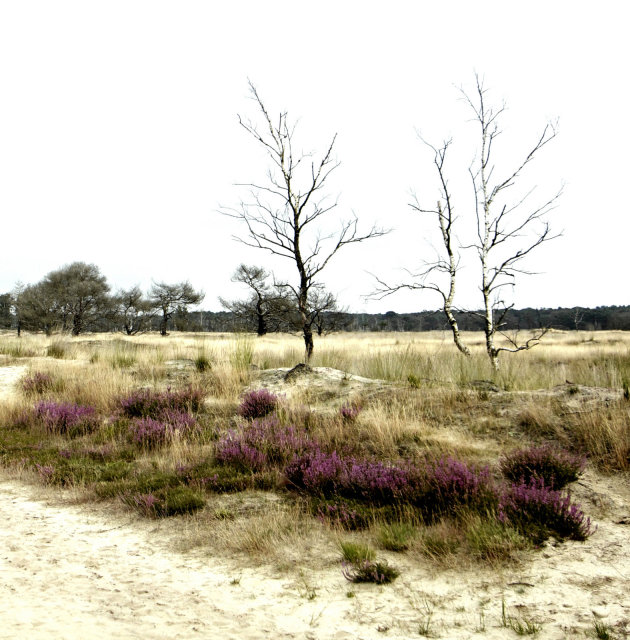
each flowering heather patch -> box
[285,449,348,496]
[500,444,586,489]
[416,457,500,520]
[129,411,196,449]
[125,487,205,518]
[129,493,159,516]
[287,452,415,502]
[119,386,205,419]
[21,372,55,395]
[286,449,496,514]
[346,458,416,503]
[237,389,279,420]
[216,416,313,471]
[34,401,99,436]
[500,478,595,542]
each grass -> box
[592,619,615,640]
[339,540,376,564]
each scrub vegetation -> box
[1,330,628,582]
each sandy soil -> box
[1,364,630,639]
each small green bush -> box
[194,352,212,372]
[342,560,399,584]
[47,341,69,359]
[465,515,529,562]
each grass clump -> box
[339,540,376,564]
[592,619,615,640]
[194,351,212,372]
[376,521,417,551]
[46,341,70,359]
[417,521,461,559]
[464,514,529,562]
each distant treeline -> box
[173,306,630,333]
[2,286,628,335]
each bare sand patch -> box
[1,470,629,639]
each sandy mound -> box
[247,365,389,407]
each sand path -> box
[0,477,373,640]
[2,471,630,639]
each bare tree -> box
[374,75,560,371]
[465,76,561,370]
[222,82,386,361]
[308,286,341,336]
[372,137,471,355]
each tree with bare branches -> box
[373,137,470,356]
[375,75,560,370]
[222,82,386,361]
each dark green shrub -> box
[342,560,399,584]
[125,486,205,517]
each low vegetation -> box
[0,330,627,615]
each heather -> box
[216,416,314,471]
[237,388,279,419]
[0,329,613,590]
[500,478,595,542]
[21,372,57,395]
[129,411,197,449]
[33,400,100,436]
[118,386,205,419]
[125,486,205,518]
[500,443,586,489]
[285,450,499,522]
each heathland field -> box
[1,330,629,639]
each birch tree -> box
[373,137,471,355]
[375,75,560,371]
[465,76,561,370]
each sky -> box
[0,1,628,314]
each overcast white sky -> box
[0,1,628,313]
